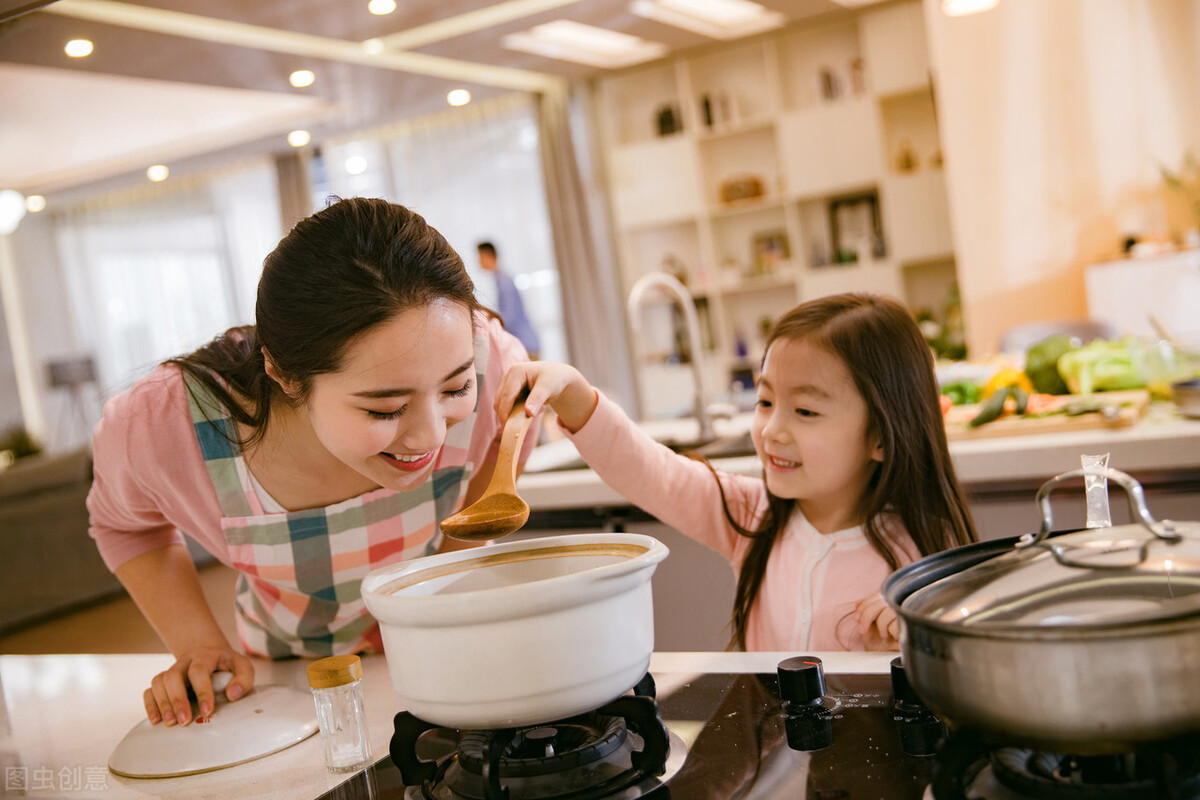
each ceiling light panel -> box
[630,0,785,39]
[503,20,667,69]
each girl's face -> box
[750,336,883,532]
[301,299,477,492]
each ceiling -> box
[0,0,869,199]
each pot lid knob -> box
[777,656,826,705]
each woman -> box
[87,197,535,727]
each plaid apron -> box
[185,334,488,659]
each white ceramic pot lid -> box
[108,685,318,779]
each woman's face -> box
[750,336,883,532]
[302,299,477,492]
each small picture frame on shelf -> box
[829,192,885,265]
[751,231,789,275]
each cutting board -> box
[944,390,1151,441]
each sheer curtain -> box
[320,94,567,363]
[54,160,281,398]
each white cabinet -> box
[597,2,962,416]
[609,138,702,227]
[778,100,883,198]
[1085,251,1200,341]
[858,0,932,97]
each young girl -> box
[497,292,975,651]
[87,198,535,727]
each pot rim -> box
[884,530,1200,637]
[362,532,668,625]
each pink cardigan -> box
[87,316,531,573]
[567,392,920,651]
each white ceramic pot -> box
[361,533,668,730]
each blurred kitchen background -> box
[4,0,1200,645]
[3,0,1200,457]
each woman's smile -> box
[380,450,437,473]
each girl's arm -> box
[497,363,764,560]
[114,544,255,726]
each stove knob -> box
[778,656,833,751]
[890,657,924,706]
[777,656,827,705]
[890,657,945,757]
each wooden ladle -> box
[439,399,534,541]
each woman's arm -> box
[115,544,255,726]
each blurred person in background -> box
[477,241,540,359]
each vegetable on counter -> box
[969,384,1030,427]
[1056,339,1146,394]
[941,380,981,406]
[1024,335,1074,395]
[980,367,1034,400]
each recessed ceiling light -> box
[26,195,47,213]
[344,156,368,175]
[446,89,472,107]
[941,0,999,14]
[64,39,94,58]
[368,0,396,14]
[630,0,785,40]
[503,20,667,69]
[146,165,169,182]
[287,130,312,147]
[289,69,316,88]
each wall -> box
[925,0,1200,356]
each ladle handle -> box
[1018,467,1182,568]
[485,397,533,493]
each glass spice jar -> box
[306,655,372,773]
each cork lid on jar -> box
[306,655,363,689]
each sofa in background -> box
[0,447,127,633]
[0,445,224,634]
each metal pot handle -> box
[1017,467,1182,569]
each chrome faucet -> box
[627,271,714,442]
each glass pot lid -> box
[901,468,1200,629]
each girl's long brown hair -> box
[718,293,976,649]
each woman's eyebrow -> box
[352,358,475,398]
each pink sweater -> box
[567,392,921,651]
[87,316,531,573]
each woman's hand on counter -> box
[498,362,599,434]
[144,647,256,726]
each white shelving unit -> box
[596,1,961,418]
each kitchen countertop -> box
[518,404,1200,511]
[0,651,896,799]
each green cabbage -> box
[1056,339,1146,394]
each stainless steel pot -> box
[883,468,1200,753]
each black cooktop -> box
[315,664,934,800]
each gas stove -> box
[316,656,1200,800]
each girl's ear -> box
[262,347,300,399]
[869,434,885,463]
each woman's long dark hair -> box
[718,293,976,650]
[167,197,484,447]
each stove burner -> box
[390,674,671,800]
[930,728,1200,800]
